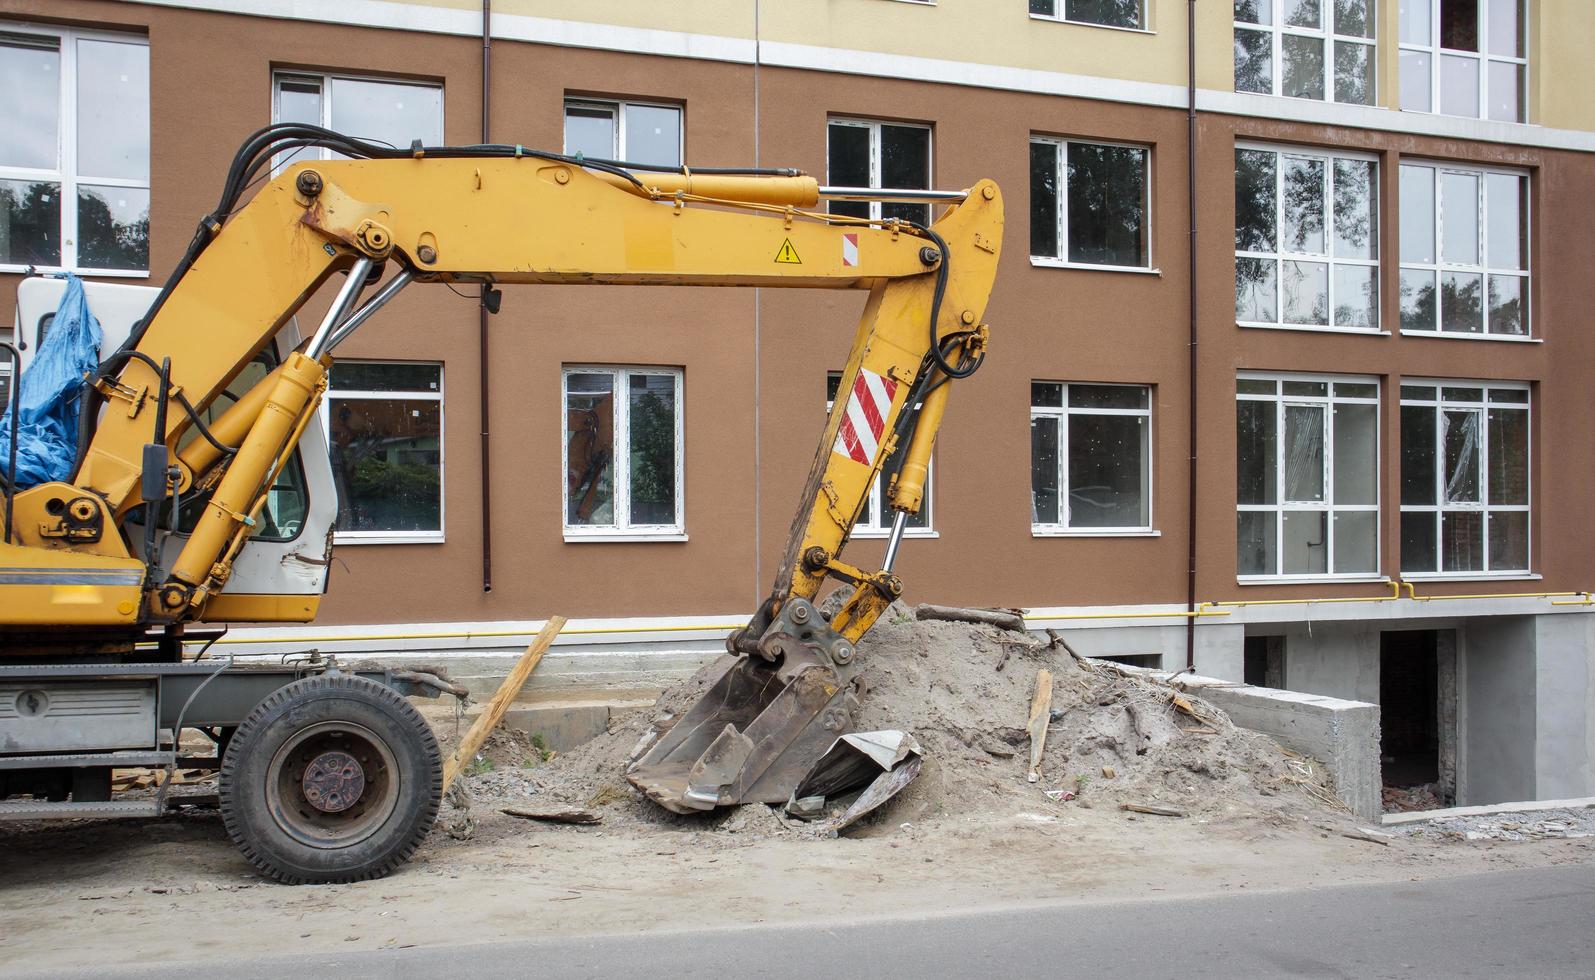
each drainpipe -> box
[479,0,494,593]
[1184,0,1198,670]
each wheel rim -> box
[265,721,401,849]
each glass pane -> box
[1066,143,1147,267]
[1486,172,1526,269]
[329,397,442,533]
[1400,268,1438,330]
[1487,406,1528,504]
[565,105,616,158]
[1235,149,1278,252]
[0,36,60,170]
[1284,404,1326,502]
[1236,257,1278,322]
[828,123,871,187]
[1285,0,1323,28]
[1237,378,1276,395]
[1401,384,1437,400]
[1283,260,1329,325]
[1238,511,1277,575]
[565,374,615,526]
[1334,510,1377,573]
[1283,510,1329,574]
[1283,156,1326,253]
[1032,381,1064,408]
[1065,0,1144,29]
[329,77,443,150]
[1070,384,1149,410]
[1440,171,1479,264]
[1487,61,1522,122]
[1488,510,1528,570]
[1334,0,1373,36]
[628,374,678,526]
[331,362,441,393]
[1334,264,1377,328]
[257,454,309,542]
[1283,35,1327,100]
[1487,0,1522,57]
[1441,272,1484,332]
[1440,54,1480,116]
[1403,403,1441,504]
[1334,42,1374,105]
[1441,510,1484,571]
[1235,0,1272,26]
[1030,141,1060,258]
[1441,0,1480,50]
[1031,416,1060,525]
[881,124,930,190]
[1442,408,1481,502]
[1335,382,1378,398]
[0,179,61,266]
[1236,399,1278,505]
[1068,413,1148,527]
[1333,159,1377,259]
[1234,28,1273,94]
[1333,402,1378,504]
[1283,380,1329,397]
[1400,0,1432,43]
[76,185,148,271]
[1400,50,1433,112]
[1401,510,1438,572]
[1399,165,1436,264]
[275,77,323,170]
[1487,275,1525,335]
[1442,385,1484,401]
[76,40,149,180]
[624,104,681,167]
[1031,0,1058,15]
[1488,387,1528,403]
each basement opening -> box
[1243,634,1285,688]
[1379,629,1457,811]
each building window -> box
[1030,138,1150,269]
[563,367,684,537]
[273,71,443,171]
[325,361,444,543]
[1234,0,1376,105]
[1030,0,1147,30]
[1399,382,1528,574]
[563,99,682,168]
[1399,0,1525,121]
[1398,161,1528,337]
[0,26,149,274]
[827,119,931,226]
[827,373,932,536]
[1235,145,1379,331]
[1031,382,1152,533]
[1236,375,1379,579]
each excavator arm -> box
[0,126,1002,812]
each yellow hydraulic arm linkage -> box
[0,126,1001,812]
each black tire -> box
[219,673,441,885]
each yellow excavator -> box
[0,125,1001,882]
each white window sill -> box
[1237,574,1390,586]
[851,529,939,540]
[1032,528,1160,538]
[563,531,688,544]
[1,265,151,279]
[1031,256,1159,275]
[1399,330,1542,344]
[1400,571,1541,582]
[334,533,444,546]
[1238,321,1390,337]
[1029,14,1153,34]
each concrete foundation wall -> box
[1533,614,1595,800]
[1279,625,1381,704]
[1460,617,1539,805]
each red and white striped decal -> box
[832,367,899,466]
[842,233,859,267]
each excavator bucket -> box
[627,598,862,813]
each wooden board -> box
[441,615,567,792]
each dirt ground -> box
[3,611,1593,970]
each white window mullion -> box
[615,369,632,530]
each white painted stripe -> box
[122,0,1595,154]
[845,393,878,462]
[862,369,894,428]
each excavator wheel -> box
[218,673,441,885]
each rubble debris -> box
[914,603,1027,633]
[1394,807,1595,843]
[1120,802,1186,818]
[787,731,926,834]
[502,805,602,826]
[1026,669,1053,783]
[1101,766,1116,779]
[441,615,566,792]
[1382,783,1444,813]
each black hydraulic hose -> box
[905,223,981,381]
[99,349,238,457]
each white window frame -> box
[825,118,933,223]
[321,360,446,546]
[1398,380,1531,578]
[1398,0,1528,121]
[562,98,684,166]
[1235,143,1382,335]
[561,366,686,542]
[827,374,936,539]
[1397,158,1531,340]
[1029,135,1154,273]
[271,70,445,175]
[1233,0,1378,104]
[0,22,149,277]
[1236,372,1382,583]
[1031,382,1156,537]
[1029,0,1151,33]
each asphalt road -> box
[22,864,1595,979]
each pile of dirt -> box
[448,605,1340,841]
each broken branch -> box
[916,603,1027,633]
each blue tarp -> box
[0,275,103,488]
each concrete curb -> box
[1380,796,1595,825]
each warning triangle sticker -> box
[774,238,802,264]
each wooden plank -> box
[440,615,567,792]
[1026,668,1053,783]
[916,603,1027,633]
